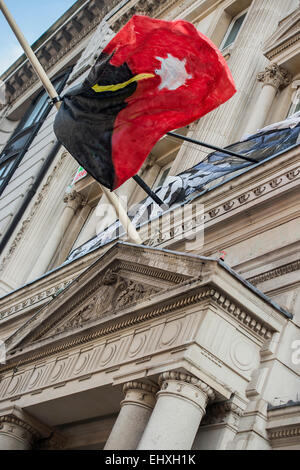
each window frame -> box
[287,86,300,118]
[0,69,71,197]
[220,8,248,51]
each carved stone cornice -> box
[257,63,292,90]
[263,8,300,62]
[2,0,115,104]
[0,263,186,324]
[0,283,275,374]
[206,165,300,224]
[2,0,171,105]
[158,371,215,402]
[248,259,300,286]
[0,278,75,322]
[268,425,300,440]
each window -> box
[0,72,69,196]
[287,85,300,117]
[220,10,247,50]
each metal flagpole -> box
[133,175,165,207]
[167,132,258,164]
[0,0,142,245]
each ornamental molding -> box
[146,162,300,247]
[248,259,300,286]
[206,165,300,224]
[268,425,300,440]
[158,371,215,401]
[0,151,69,274]
[0,278,74,323]
[15,265,162,347]
[265,32,300,60]
[0,283,273,376]
[123,380,158,396]
[3,0,117,104]
[263,8,300,61]
[3,0,172,105]
[0,261,186,324]
[257,63,292,89]
[201,400,244,427]
[0,414,40,439]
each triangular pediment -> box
[263,7,300,58]
[4,243,202,355]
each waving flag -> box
[54,15,236,190]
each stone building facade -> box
[0,0,299,450]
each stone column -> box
[137,371,215,450]
[244,63,291,135]
[0,406,49,450]
[28,190,83,280]
[104,381,158,450]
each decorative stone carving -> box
[248,259,300,286]
[201,400,244,428]
[0,407,50,450]
[223,201,234,211]
[253,185,266,196]
[63,190,85,211]
[257,63,291,89]
[122,381,159,409]
[47,269,159,337]
[158,371,215,402]
[269,177,282,188]
[238,193,250,204]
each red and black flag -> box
[54,15,236,190]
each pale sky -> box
[0,0,78,75]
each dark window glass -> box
[0,73,68,193]
[222,12,247,50]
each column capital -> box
[63,190,85,210]
[202,399,244,429]
[123,380,159,395]
[122,380,159,410]
[257,63,291,90]
[158,371,215,404]
[0,406,50,449]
